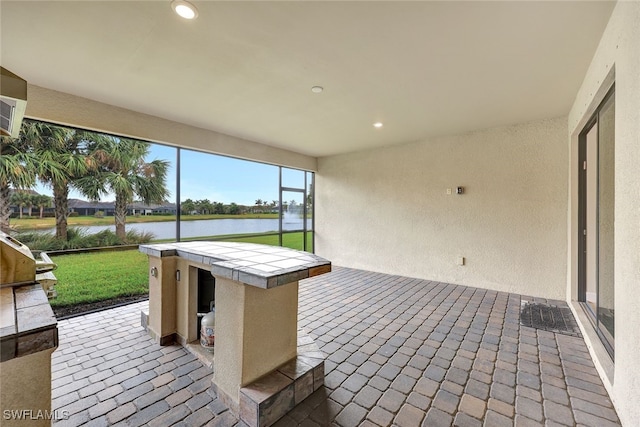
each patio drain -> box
[520,300,582,337]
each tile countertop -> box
[139,242,331,289]
[0,283,58,362]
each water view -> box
[35,218,312,240]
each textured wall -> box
[316,116,568,299]
[568,2,640,426]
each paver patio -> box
[51,267,621,426]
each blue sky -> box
[35,142,308,206]
[179,147,280,205]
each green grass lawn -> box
[48,232,313,307]
[206,231,313,252]
[49,250,149,307]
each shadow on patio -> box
[52,267,620,426]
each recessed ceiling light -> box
[373,122,383,128]
[172,0,198,19]
[311,86,323,93]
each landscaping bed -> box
[53,294,149,320]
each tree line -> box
[180,198,304,216]
[181,198,239,215]
[0,120,169,241]
[180,198,283,215]
[8,191,52,219]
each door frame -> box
[577,84,615,359]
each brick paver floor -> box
[51,266,621,426]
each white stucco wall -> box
[316,116,568,299]
[568,2,640,426]
[24,84,317,172]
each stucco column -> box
[213,277,298,412]
[147,255,177,345]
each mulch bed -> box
[53,294,149,320]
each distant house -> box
[8,193,177,217]
[67,199,116,216]
[129,202,154,216]
[151,203,177,215]
[67,199,177,216]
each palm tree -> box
[227,202,240,215]
[213,202,225,214]
[0,138,36,232]
[24,192,35,217]
[20,120,99,239]
[80,137,169,240]
[181,198,196,215]
[10,190,30,219]
[197,199,212,215]
[34,194,52,219]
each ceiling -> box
[0,1,614,158]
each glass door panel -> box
[585,124,598,315]
[282,168,305,189]
[281,191,305,232]
[598,94,615,344]
[279,167,313,252]
[306,172,314,231]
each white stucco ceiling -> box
[0,1,614,157]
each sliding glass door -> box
[578,86,615,357]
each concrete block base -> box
[237,330,325,427]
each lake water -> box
[37,218,311,240]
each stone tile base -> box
[238,330,324,427]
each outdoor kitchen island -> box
[139,241,331,427]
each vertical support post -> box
[303,172,307,252]
[147,255,177,345]
[311,172,315,254]
[176,148,181,242]
[278,167,283,247]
